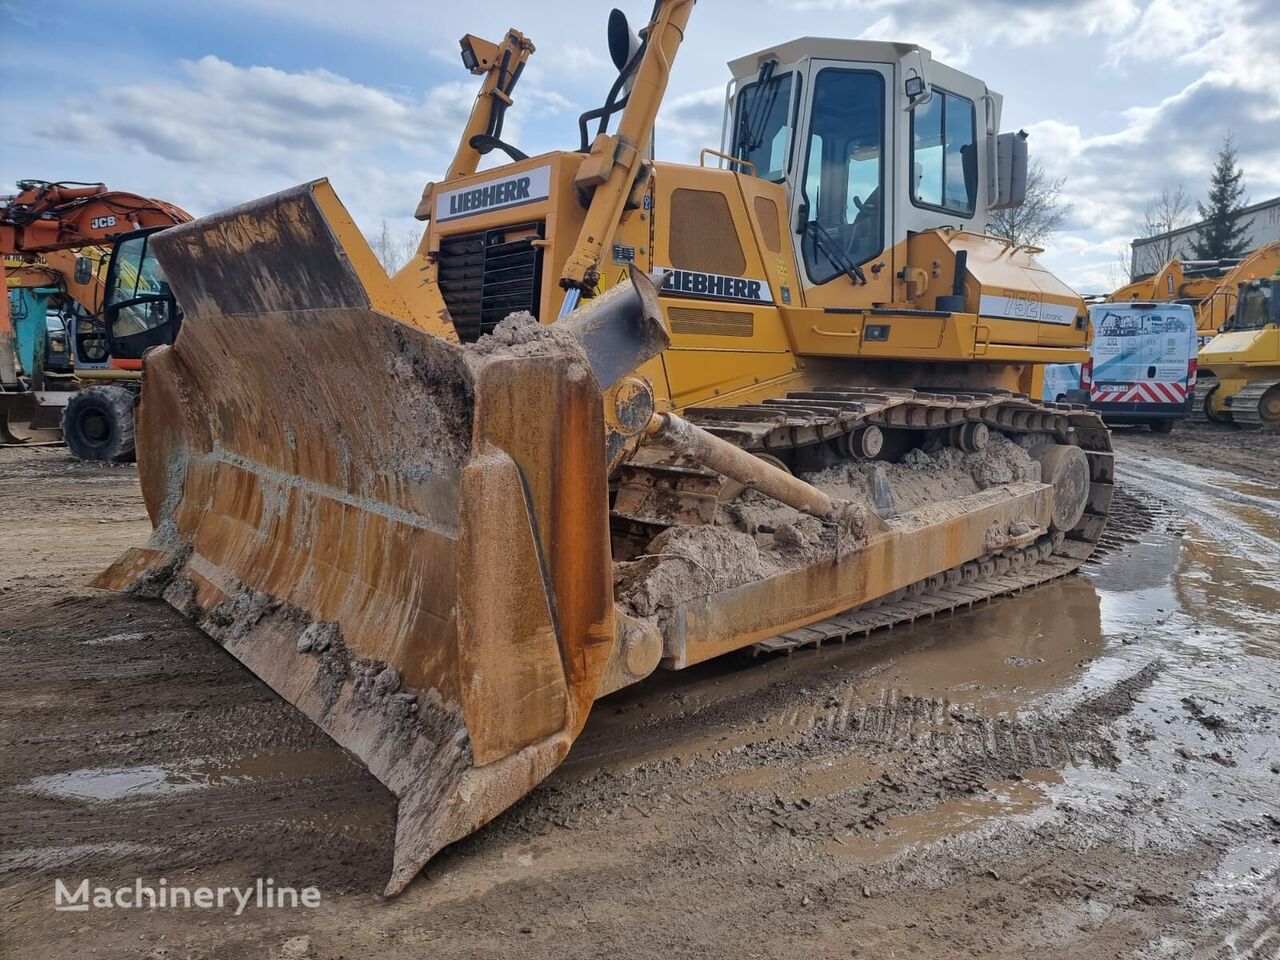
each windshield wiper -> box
[735,60,779,157]
[809,222,867,286]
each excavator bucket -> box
[95,180,664,895]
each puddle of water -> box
[715,753,884,800]
[824,770,1061,862]
[1213,477,1280,505]
[858,576,1105,715]
[23,765,201,802]
[21,748,350,803]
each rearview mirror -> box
[993,131,1029,209]
[74,256,93,285]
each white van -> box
[1070,301,1198,433]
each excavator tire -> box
[62,385,137,462]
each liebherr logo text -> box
[53,877,321,916]
[451,178,529,215]
[663,269,772,304]
[436,166,551,222]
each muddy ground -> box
[2,423,1279,960]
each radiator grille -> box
[669,189,746,276]
[437,222,544,342]
[668,306,754,338]
[753,196,781,253]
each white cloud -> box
[772,0,1141,48]
[8,0,1279,294]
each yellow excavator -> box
[98,3,1112,894]
[1109,242,1280,345]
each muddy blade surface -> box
[96,181,616,895]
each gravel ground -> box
[1,432,1278,960]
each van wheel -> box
[61,386,137,462]
[1148,419,1175,435]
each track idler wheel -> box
[949,421,989,453]
[1201,381,1232,424]
[1037,444,1090,533]
[837,425,883,459]
[1257,384,1280,428]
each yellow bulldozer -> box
[97,3,1113,894]
[1197,274,1280,426]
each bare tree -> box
[367,220,421,275]
[987,162,1072,248]
[1105,244,1134,292]
[1133,186,1193,276]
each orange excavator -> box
[1,180,191,458]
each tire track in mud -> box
[1117,457,1280,564]
[487,656,1162,856]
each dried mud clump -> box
[615,525,780,617]
[467,310,590,367]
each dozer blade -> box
[95,180,658,895]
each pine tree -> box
[1190,134,1253,260]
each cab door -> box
[102,227,181,366]
[789,60,896,310]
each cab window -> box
[106,234,173,338]
[800,68,885,284]
[1236,283,1275,331]
[911,89,977,216]
[733,71,799,183]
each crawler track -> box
[1229,379,1280,428]
[612,386,1114,656]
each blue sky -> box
[4,0,1277,292]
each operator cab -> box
[1231,278,1278,332]
[101,226,181,361]
[725,39,1027,293]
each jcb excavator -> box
[98,3,1112,895]
[1,180,191,458]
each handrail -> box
[700,147,754,174]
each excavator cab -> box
[100,226,181,362]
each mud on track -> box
[2,440,1279,960]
